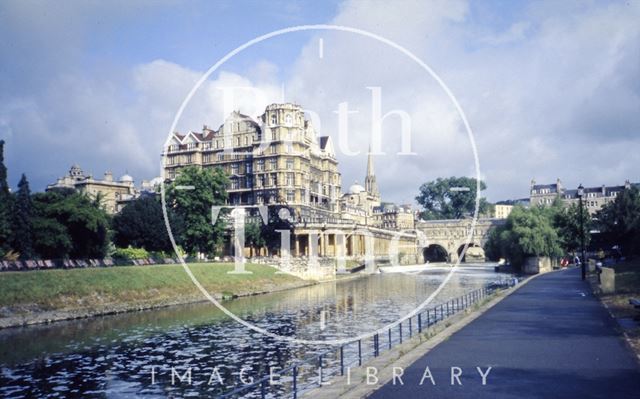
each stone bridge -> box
[415,218,506,263]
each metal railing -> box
[217,278,518,399]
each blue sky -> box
[1,0,638,204]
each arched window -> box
[285,114,292,125]
[271,113,277,125]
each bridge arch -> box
[423,244,449,263]
[456,243,485,262]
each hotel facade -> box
[163,103,418,261]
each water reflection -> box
[0,264,512,398]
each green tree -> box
[31,189,111,259]
[260,205,294,255]
[245,221,265,256]
[596,186,640,256]
[484,205,563,267]
[11,174,34,259]
[552,201,591,253]
[166,166,228,256]
[0,140,12,257]
[416,176,490,220]
[112,195,174,252]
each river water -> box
[0,263,513,398]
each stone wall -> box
[522,256,553,274]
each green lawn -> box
[0,263,305,312]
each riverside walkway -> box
[370,267,640,398]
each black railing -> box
[217,278,518,399]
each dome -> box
[349,182,365,194]
[119,174,134,183]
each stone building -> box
[46,165,138,214]
[165,104,341,223]
[494,204,514,219]
[530,178,638,215]
[163,103,419,261]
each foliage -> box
[416,176,490,220]
[0,140,12,258]
[245,221,266,255]
[112,246,150,261]
[484,205,563,267]
[112,195,173,252]
[166,166,229,256]
[260,205,294,254]
[31,189,111,259]
[11,174,35,259]
[596,186,640,256]
[552,201,591,253]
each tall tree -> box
[245,221,265,257]
[0,140,12,257]
[166,166,228,256]
[596,186,640,256]
[31,189,110,259]
[112,195,173,252]
[416,176,490,220]
[551,201,591,253]
[484,205,563,267]
[12,174,34,259]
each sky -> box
[1,0,638,204]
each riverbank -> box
[594,259,640,360]
[0,263,315,329]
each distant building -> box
[47,165,138,214]
[372,203,415,230]
[530,178,638,215]
[494,204,513,219]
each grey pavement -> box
[370,268,640,399]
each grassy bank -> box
[597,259,640,358]
[0,263,310,327]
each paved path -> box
[370,268,640,399]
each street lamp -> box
[577,184,586,280]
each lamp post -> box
[577,184,586,280]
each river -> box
[0,263,514,398]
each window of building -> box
[256,159,264,171]
[258,175,265,187]
[270,145,276,154]
[231,163,239,175]
[287,190,295,202]
[244,136,249,146]
[269,158,277,170]
[286,158,294,170]
[269,173,277,187]
[271,113,277,125]
[256,193,263,204]
[230,178,239,190]
[245,162,252,174]
[185,154,193,164]
[246,177,253,188]
[271,130,277,141]
[217,153,225,161]
[187,142,197,150]
[285,114,292,126]
[286,173,294,186]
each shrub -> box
[113,246,149,261]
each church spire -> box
[364,145,379,198]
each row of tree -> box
[1,138,287,260]
[484,189,640,266]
